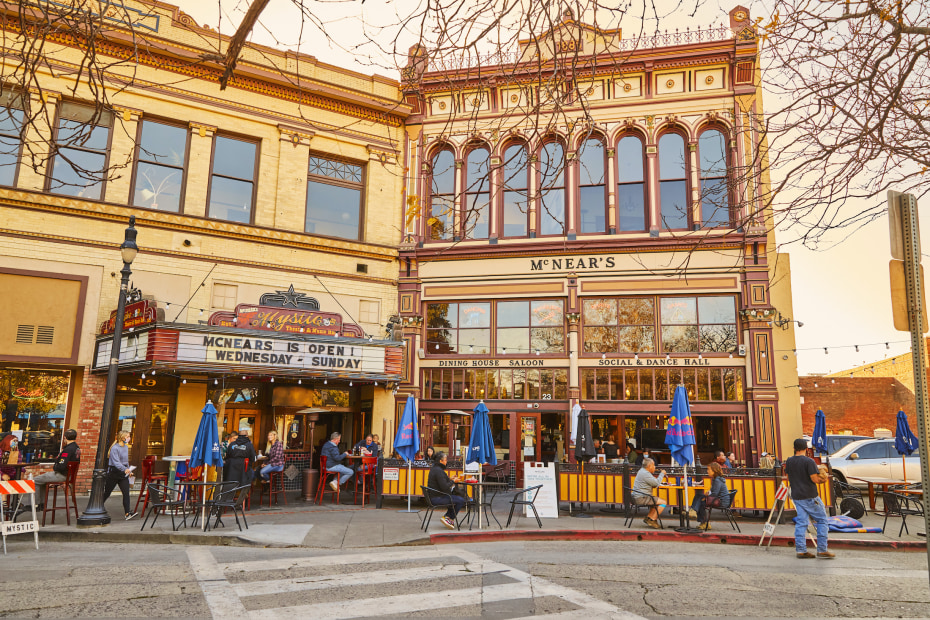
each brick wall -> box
[73,369,107,493]
[799,375,917,437]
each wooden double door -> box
[114,394,175,473]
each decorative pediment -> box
[517,9,622,63]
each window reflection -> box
[658,133,688,229]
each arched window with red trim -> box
[539,141,565,236]
[658,133,689,230]
[428,149,455,240]
[616,135,647,232]
[698,129,730,228]
[464,147,490,239]
[501,143,528,238]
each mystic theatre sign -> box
[208,285,342,336]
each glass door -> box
[519,415,539,463]
[114,395,174,472]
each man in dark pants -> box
[426,451,464,530]
[786,437,834,559]
[18,428,79,516]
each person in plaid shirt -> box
[259,430,285,481]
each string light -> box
[814,382,818,388]
[270,377,275,382]
[855,345,859,352]
[886,342,890,349]
[601,353,606,360]
[141,372,146,379]
[824,347,829,355]
[369,335,373,342]
[634,353,639,361]
[324,379,328,385]
[182,379,187,384]
[349,381,353,386]
[214,378,218,385]
[151,370,156,375]
[298,379,302,384]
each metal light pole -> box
[78,216,138,526]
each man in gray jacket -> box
[321,432,353,491]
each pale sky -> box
[169,0,923,378]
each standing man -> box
[19,428,79,514]
[322,432,353,491]
[786,437,834,559]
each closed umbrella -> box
[394,395,420,513]
[466,401,497,528]
[895,410,919,483]
[573,406,597,518]
[189,400,223,530]
[811,409,831,473]
[665,385,697,531]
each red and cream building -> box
[395,6,801,471]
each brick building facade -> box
[799,375,917,439]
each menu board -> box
[523,462,558,519]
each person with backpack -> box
[224,429,256,487]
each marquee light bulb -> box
[298,379,302,385]
[214,379,218,385]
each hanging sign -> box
[100,299,159,334]
[209,304,343,337]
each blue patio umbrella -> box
[189,400,223,530]
[666,385,697,529]
[895,410,919,482]
[812,409,829,455]
[466,401,497,528]
[393,395,420,512]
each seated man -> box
[321,432,353,492]
[354,434,379,457]
[632,457,666,529]
[19,428,80,515]
[426,451,464,530]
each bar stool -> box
[134,455,168,514]
[354,456,377,506]
[42,461,80,526]
[258,470,288,507]
[315,455,341,504]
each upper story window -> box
[0,90,23,187]
[538,142,565,236]
[577,138,606,234]
[698,129,730,228]
[616,136,646,232]
[582,298,655,353]
[49,102,112,199]
[207,135,258,224]
[132,120,188,212]
[427,302,491,354]
[464,147,489,239]
[428,149,454,240]
[658,133,689,230]
[496,300,565,354]
[501,144,528,238]
[305,154,365,240]
[660,296,737,352]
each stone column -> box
[105,106,142,205]
[16,89,59,192]
[183,122,217,218]
[688,140,701,228]
[606,147,617,234]
[273,125,313,232]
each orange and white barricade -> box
[0,479,39,554]
[759,483,790,547]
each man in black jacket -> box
[426,452,464,530]
[20,428,79,514]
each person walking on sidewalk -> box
[786,437,834,559]
[103,430,137,520]
[19,428,80,515]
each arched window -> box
[501,144,528,237]
[429,149,455,240]
[698,129,729,227]
[616,136,646,232]
[578,138,606,234]
[539,142,565,236]
[658,133,689,230]
[464,147,490,239]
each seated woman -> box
[691,461,730,530]
[632,458,666,528]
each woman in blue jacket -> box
[695,461,731,530]
[103,430,137,520]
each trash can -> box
[302,467,319,501]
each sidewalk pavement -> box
[22,489,927,552]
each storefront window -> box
[212,386,263,405]
[1,368,70,462]
[579,367,744,401]
[582,298,655,353]
[497,300,564,354]
[661,296,737,353]
[273,413,306,451]
[422,368,568,401]
[426,302,491,354]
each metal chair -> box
[623,486,664,529]
[506,484,543,528]
[832,478,866,519]
[42,460,80,526]
[139,482,187,531]
[208,483,251,531]
[880,491,924,536]
[258,470,288,507]
[314,455,341,505]
[420,485,462,530]
[133,455,168,514]
[189,481,236,530]
[705,489,741,532]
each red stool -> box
[134,455,168,514]
[258,470,287,507]
[354,456,377,506]
[42,461,80,526]
[315,455,341,504]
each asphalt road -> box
[0,540,926,618]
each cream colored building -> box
[0,1,408,490]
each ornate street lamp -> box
[78,216,138,526]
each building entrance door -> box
[115,395,174,473]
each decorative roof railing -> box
[425,24,733,72]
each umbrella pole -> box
[202,466,207,531]
[407,460,412,512]
[903,454,907,483]
[478,466,483,530]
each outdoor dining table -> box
[344,454,376,506]
[162,455,190,493]
[847,476,909,510]
[459,479,507,530]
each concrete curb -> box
[39,529,292,548]
[429,528,927,551]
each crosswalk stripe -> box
[187,547,248,619]
[222,547,446,573]
[249,583,535,620]
[233,563,476,597]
